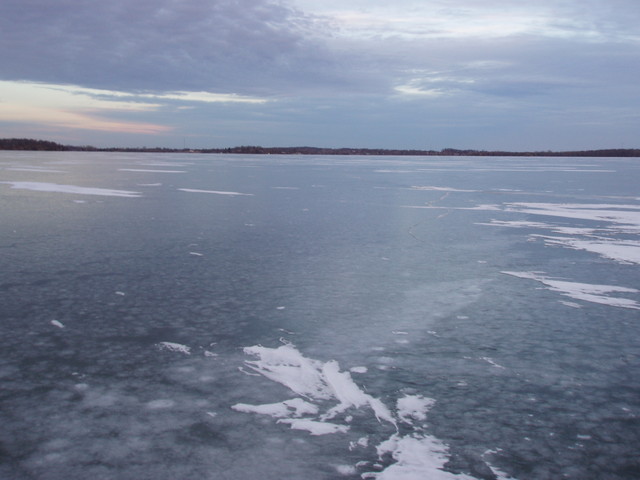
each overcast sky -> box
[1,0,638,150]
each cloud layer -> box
[1,0,639,149]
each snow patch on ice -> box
[502,271,639,310]
[278,418,349,435]
[410,186,477,192]
[118,168,185,173]
[178,188,253,196]
[156,342,192,354]
[7,166,65,173]
[364,434,477,480]
[232,398,318,418]
[533,235,640,265]
[397,395,435,424]
[0,181,141,197]
[232,342,512,479]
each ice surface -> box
[502,271,639,309]
[0,181,142,197]
[178,188,254,196]
[4,153,636,480]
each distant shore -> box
[1,138,639,157]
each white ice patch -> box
[532,235,640,265]
[477,220,597,236]
[504,202,640,226]
[0,181,141,197]
[410,186,477,192]
[402,204,502,211]
[118,168,186,173]
[7,166,65,173]
[396,395,435,424]
[278,418,350,435]
[481,357,506,369]
[502,271,640,310]
[240,343,396,426]
[232,343,507,479]
[232,398,318,418]
[178,188,254,196]
[364,434,477,480]
[479,202,640,265]
[156,342,192,354]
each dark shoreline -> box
[1,138,639,157]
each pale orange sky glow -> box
[0,103,172,135]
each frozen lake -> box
[1,151,639,479]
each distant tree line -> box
[0,138,68,151]
[1,138,639,157]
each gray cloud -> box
[0,0,351,95]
